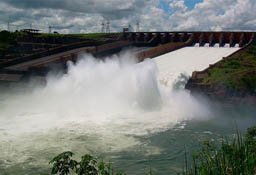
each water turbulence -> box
[0,47,240,173]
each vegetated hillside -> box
[186,42,256,103]
[0,30,21,57]
[0,30,119,62]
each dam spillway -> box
[154,46,239,88]
[0,46,255,175]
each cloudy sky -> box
[1,0,256,33]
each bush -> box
[50,152,125,175]
[49,151,77,175]
[183,126,256,175]
[241,76,256,94]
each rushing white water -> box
[0,46,239,171]
[155,47,239,88]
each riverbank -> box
[186,41,256,104]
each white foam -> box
[214,43,220,47]
[204,43,210,47]
[224,43,230,48]
[0,52,212,138]
[0,47,240,138]
[194,43,200,47]
[154,47,239,89]
[0,46,240,164]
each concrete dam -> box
[1,32,256,174]
[0,31,255,83]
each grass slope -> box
[202,43,256,95]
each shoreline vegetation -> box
[49,126,256,175]
[182,126,256,175]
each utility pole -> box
[30,23,32,29]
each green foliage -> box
[183,126,256,175]
[0,30,14,50]
[49,127,256,175]
[202,44,256,95]
[49,151,78,175]
[225,60,241,69]
[0,30,27,51]
[76,154,99,175]
[66,33,114,39]
[50,152,125,175]
[0,31,12,43]
[36,33,117,40]
[241,76,256,94]
[247,46,256,56]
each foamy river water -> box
[0,46,255,174]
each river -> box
[0,46,255,174]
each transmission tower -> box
[7,22,10,31]
[128,24,131,32]
[49,26,52,33]
[101,21,105,33]
[136,21,140,32]
[106,20,110,33]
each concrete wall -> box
[136,42,189,62]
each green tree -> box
[49,151,78,175]
[50,152,125,175]
[76,154,99,175]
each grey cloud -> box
[167,0,256,31]
[1,0,256,33]
[2,0,146,20]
